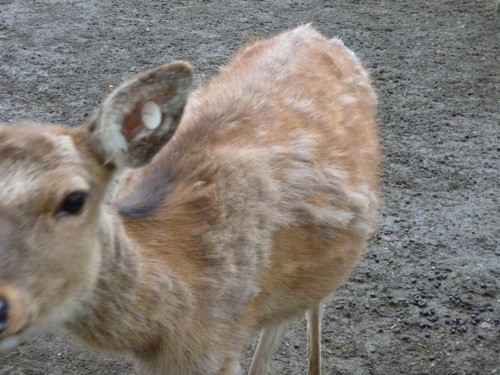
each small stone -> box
[479,322,492,330]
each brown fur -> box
[0,26,380,375]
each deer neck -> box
[65,205,196,358]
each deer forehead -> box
[0,131,85,205]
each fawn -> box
[0,25,380,374]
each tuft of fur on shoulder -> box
[245,35,260,45]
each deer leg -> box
[247,321,289,375]
[307,302,323,375]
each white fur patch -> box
[95,114,129,167]
[93,87,132,167]
[330,37,346,47]
[50,135,80,159]
[338,95,357,105]
[267,133,378,238]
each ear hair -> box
[88,61,193,169]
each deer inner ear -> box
[121,101,164,142]
[121,102,145,141]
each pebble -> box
[479,322,492,330]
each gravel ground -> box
[0,1,498,374]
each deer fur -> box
[0,25,380,375]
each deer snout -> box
[0,285,36,340]
[0,297,7,335]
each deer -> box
[0,25,380,375]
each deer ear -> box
[88,61,193,169]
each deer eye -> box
[57,191,87,217]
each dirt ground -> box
[0,0,498,374]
